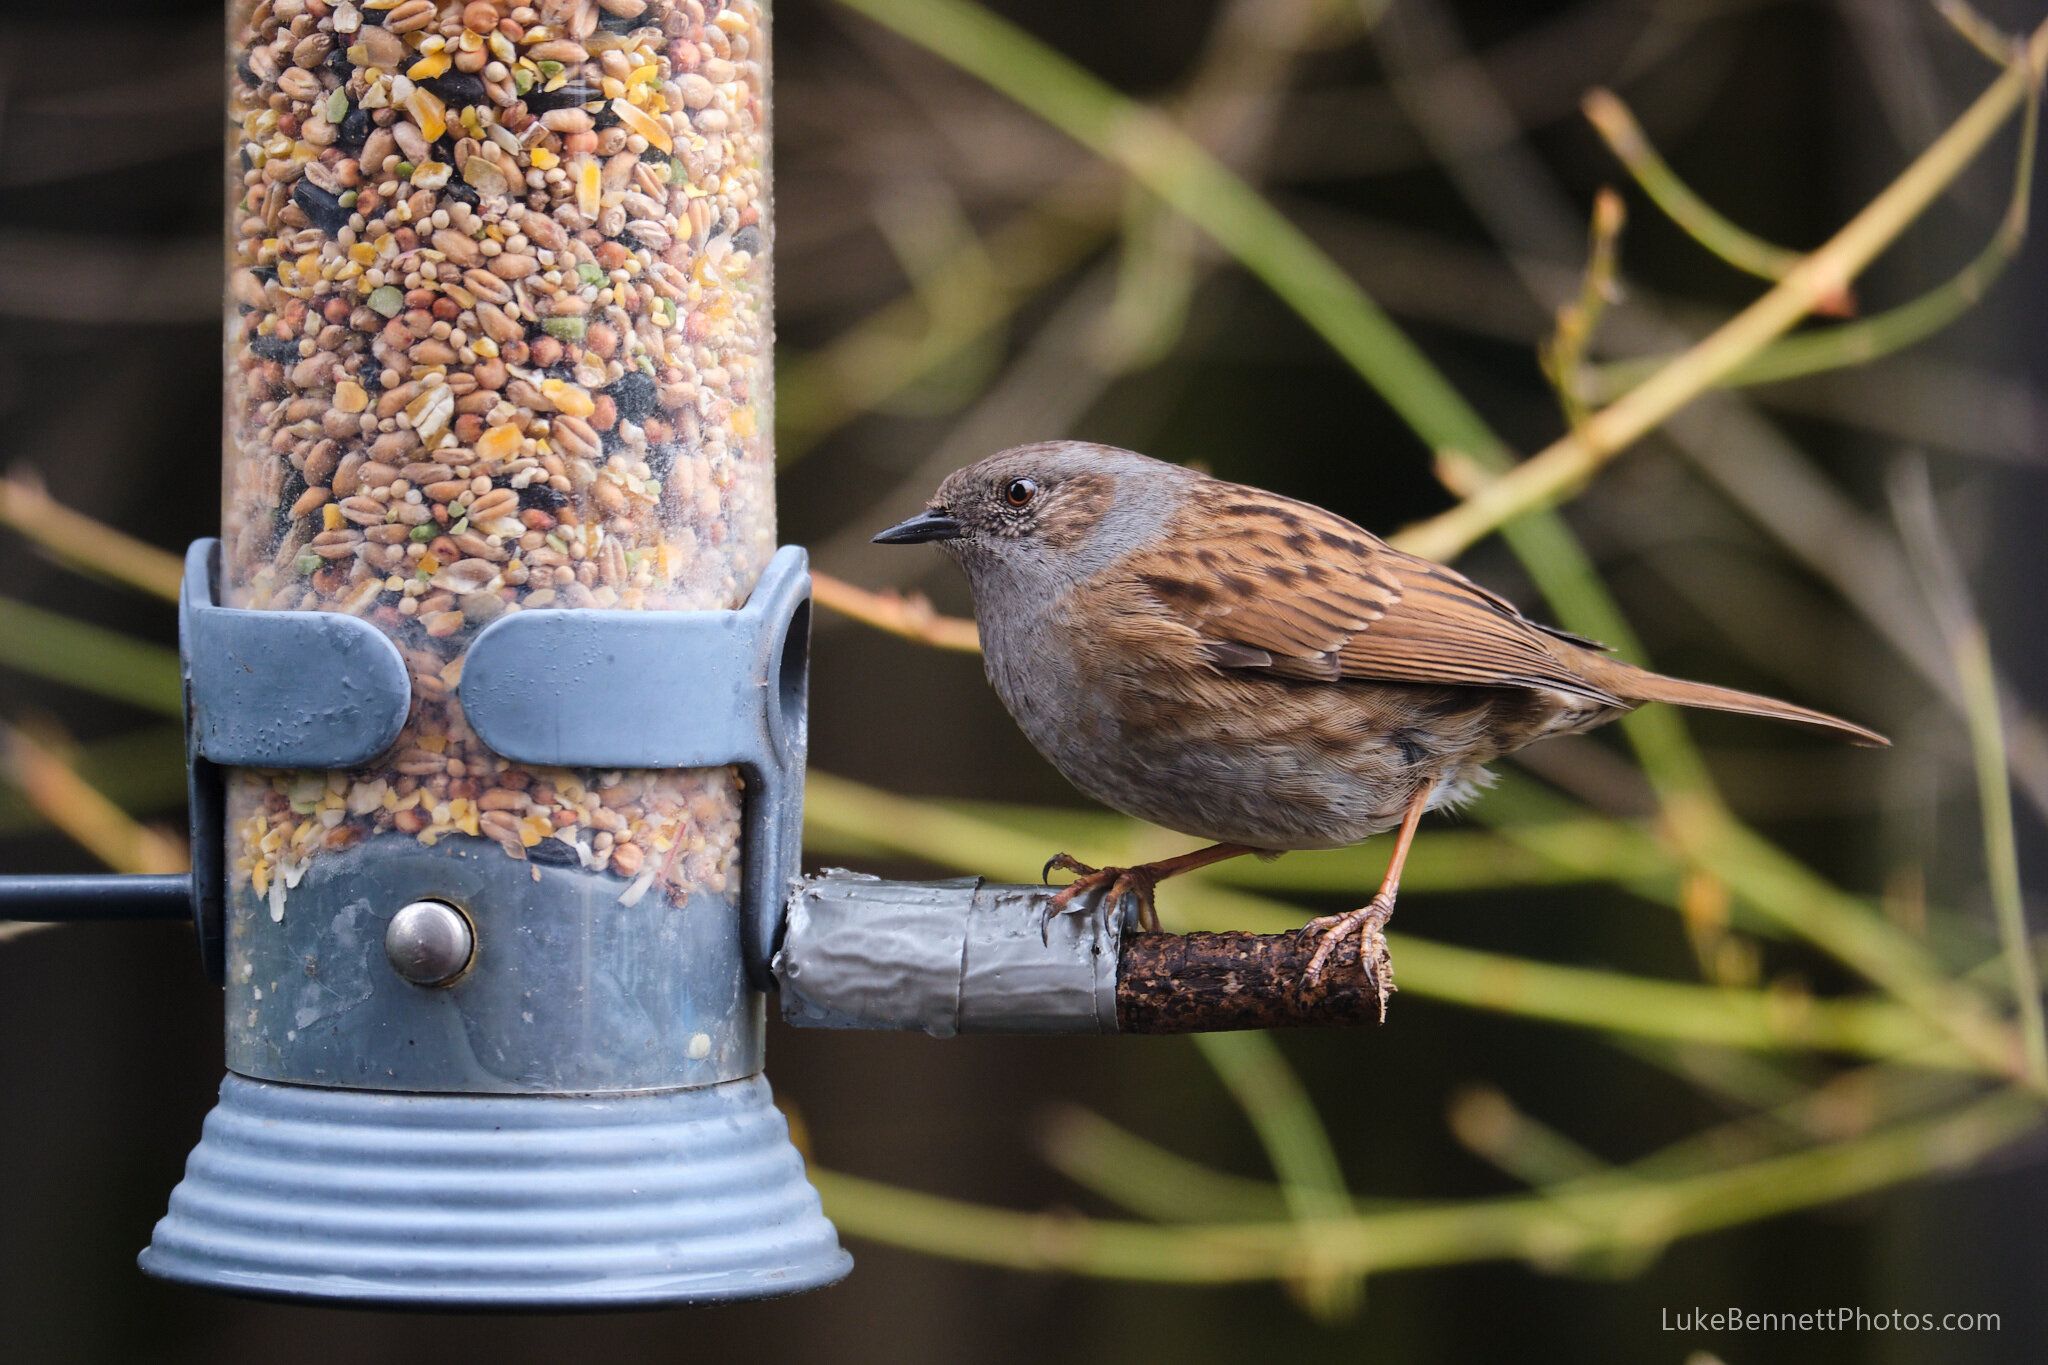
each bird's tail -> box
[1572,653,1889,747]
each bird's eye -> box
[1004,477,1039,508]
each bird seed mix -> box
[223,0,771,914]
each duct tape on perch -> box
[775,872,1390,1034]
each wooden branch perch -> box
[1116,931,1384,1032]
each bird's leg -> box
[1299,787,1431,1021]
[1043,843,1258,935]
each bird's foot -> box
[1042,853,1162,935]
[1298,892,1397,1022]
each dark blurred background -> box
[5,0,2048,1360]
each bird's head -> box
[873,441,1195,594]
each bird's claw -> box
[1041,858,1162,937]
[1298,893,1398,1022]
[1040,853,1095,943]
[1043,852,1097,885]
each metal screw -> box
[385,900,474,986]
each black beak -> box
[872,508,964,545]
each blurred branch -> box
[1173,878,1976,1069]
[811,571,982,650]
[1191,1030,1362,1317]
[1581,88,1852,312]
[1396,15,2048,563]
[1626,1045,1982,1170]
[1092,184,1201,373]
[1217,817,1676,898]
[1587,60,2039,398]
[1538,187,1628,428]
[1935,0,2019,65]
[812,1088,2041,1282]
[914,785,1685,901]
[0,596,182,716]
[1284,204,2047,464]
[1661,802,2026,1085]
[777,178,1107,460]
[1072,1050,1989,1261]
[1447,1084,1613,1186]
[834,0,1512,466]
[860,180,1011,414]
[0,54,217,188]
[0,468,184,602]
[1036,1102,1298,1222]
[0,725,186,837]
[1890,459,2048,1086]
[1263,0,1716,184]
[0,722,187,875]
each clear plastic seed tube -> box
[223,0,772,913]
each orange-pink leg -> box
[1299,787,1431,1020]
[1044,842,1259,933]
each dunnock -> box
[875,442,1886,1015]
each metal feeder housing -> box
[129,539,850,1307]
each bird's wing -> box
[1124,481,1624,704]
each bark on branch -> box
[1116,931,1384,1032]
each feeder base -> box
[140,1071,852,1308]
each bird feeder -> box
[0,0,1388,1312]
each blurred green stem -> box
[1665,805,2026,1086]
[1397,16,2048,564]
[1447,1084,1614,1186]
[1037,1103,1299,1222]
[1191,1031,1362,1317]
[0,595,183,716]
[1173,878,1974,1069]
[1890,461,2048,1086]
[1936,0,2018,66]
[778,179,1107,461]
[833,0,1511,467]
[1587,64,2039,400]
[1539,187,1627,427]
[1581,89,1818,292]
[812,1088,2040,1281]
